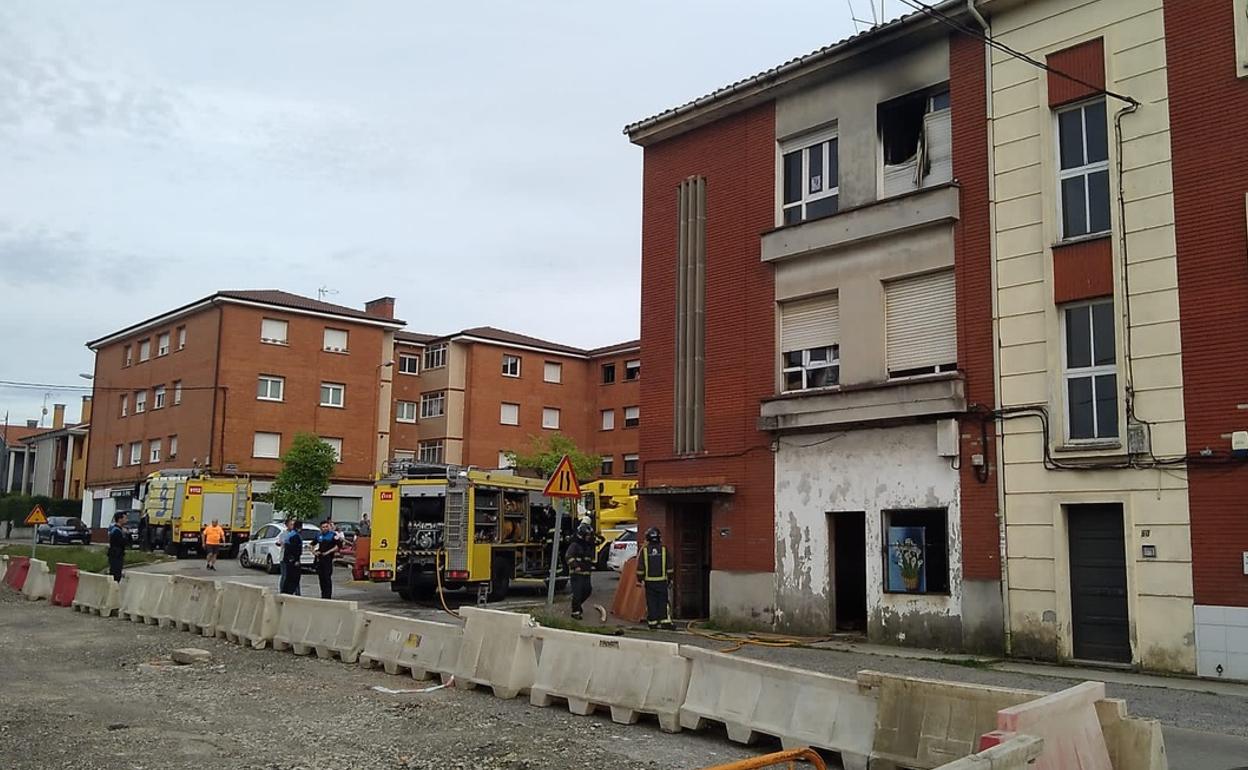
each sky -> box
[0,0,904,427]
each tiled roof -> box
[0,425,46,446]
[395,331,437,345]
[588,340,641,357]
[456,326,589,356]
[219,290,406,325]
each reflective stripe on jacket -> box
[639,544,671,582]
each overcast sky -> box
[0,1,901,426]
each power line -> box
[0,379,224,393]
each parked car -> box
[237,521,318,574]
[35,516,91,545]
[334,521,361,544]
[606,526,638,572]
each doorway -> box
[829,512,868,632]
[1067,503,1131,663]
[671,502,711,619]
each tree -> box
[269,433,337,521]
[505,433,600,482]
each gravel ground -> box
[0,591,756,770]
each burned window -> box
[879,87,952,197]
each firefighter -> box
[566,520,595,620]
[636,526,675,630]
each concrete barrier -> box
[51,563,80,607]
[119,572,173,625]
[1094,698,1167,770]
[72,571,121,617]
[358,611,462,682]
[936,735,1045,769]
[995,682,1111,770]
[860,670,1040,770]
[21,558,53,601]
[216,581,280,650]
[273,595,365,662]
[156,575,221,637]
[4,555,30,591]
[680,645,877,769]
[530,626,690,732]
[453,607,539,699]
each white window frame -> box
[157,332,170,357]
[624,406,640,428]
[624,359,641,381]
[260,318,289,345]
[153,385,166,409]
[420,391,446,419]
[500,402,520,426]
[149,439,162,463]
[321,436,343,462]
[396,400,418,423]
[417,439,444,464]
[542,407,560,430]
[168,435,178,458]
[424,343,447,370]
[623,453,639,475]
[252,432,281,459]
[320,382,345,408]
[601,363,616,384]
[177,326,186,350]
[398,353,420,375]
[1055,98,1111,240]
[173,381,183,405]
[502,354,521,378]
[600,456,614,476]
[323,328,349,353]
[115,445,124,467]
[120,394,129,418]
[498,451,514,469]
[139,339,151,362]
[123,345,132,367]
[543,361,562,384]
[783,346,841,392]
[780,126,839,225]
[258,375,285,402]
[601,409,615,431]
[1061,300,1119,443]
[134,390,147,414]
[393,449,415,462]
[129,442,142,466]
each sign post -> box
[25,504,48,559]
[542,455,581,606]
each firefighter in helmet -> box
[566,520,596,620]
[636,526,675,630]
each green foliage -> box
[0,495,81,523]
[269,433,337,521]
[0,544,167,573]
[505,433,600,482]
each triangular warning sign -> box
[542,455,581,498]
[24,504,48,526]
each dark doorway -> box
[1067,503,1131,663]
[829,512,868,632]
[671,502,711,619]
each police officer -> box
[107,511,129,583]
[565,521,595,620]
[636,527,675,630]
[278,517,303,595]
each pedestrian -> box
[4,518,12,539]
[636,526,675,630]
[358,514,371,537]
[314,519,340,600]
[565,521,595,620]
[202,518,225,571]
[278,517,303,595]
[107,511,128,583]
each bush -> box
[0,495,81,523]
[0,544,166,573]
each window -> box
[129,442,142,466]
[420,391,446,419]
[123,345,132,367]
[157,332,170,356]
[393,449,415,462]
[782,128,839,224]
[176,326,186,350]
[396,400,417,423]
[780,293,841,392]
[261,318,288,345]
[625,359,641,381]
[120,394,129,418]
[418,440,444,464]
[139,339,151,362]
[257,375,285,402]
[498,451,514,469]
[884,270,957,378]
[544,361,562,384]
[168,435,178,458]
[500,402,520,425]
[601,409,615,431]
[323,328,348,352]
[173,381,183,405]
[601,363,616,384]
[424,343,447,370]
[880,88,952,197]
[252,432,281,459]
[321,437,343,462]
[883,509,950,594]
[398,354,420,375]
[115,445,124,468]
[542,407,560,430]
[1063,300,1118,441]
[149,439,162,463]
[320,382,345,408]
[502,354,521,378]
[1057,99,1110,239]
[624,406,640,428]
[153,385,166,409]
[600,456,614,476]
[623,453,639,475]
[134,390,147,414]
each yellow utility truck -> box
[369,463,569,602]
[139,470,252,558]
[580,478,638,568]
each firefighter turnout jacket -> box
[637,543,674,583]
[565,537,595,576]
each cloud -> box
[0,225,163,290]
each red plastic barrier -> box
[351,536,370,581]
[50,562,80,607]
[3,556,31,590]
[610,557,646,623]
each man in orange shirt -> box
[203,519,225,571]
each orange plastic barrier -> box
[4,556,30,590]
[352,536,370,581]
[610,557,646,623]
[51,563,80,607]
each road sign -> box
[542,455,581,498]
[24,505,47,526]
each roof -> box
[0,425,47,446]
[18,422,88,444]
[588,340,641,357]
[456,326,587,356]
[395,331,437,345]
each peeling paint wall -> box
[774,422,963,648]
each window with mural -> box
[882,508,949,594]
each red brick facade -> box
[1046,38,1106,108]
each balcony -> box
[758,372,965,433]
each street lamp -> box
[78,374,94,380]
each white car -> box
[606,526,638,572]
[238,521,318,574]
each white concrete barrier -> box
[679,645,877,770]
[453,607,538,699]
[72,572,121,617]
[21,559,53,601]
[996,682,1112,770]
[1095,698,1167,770]
[358,611,462,682]
[273,595,365,663]
[935,735,1045,769]
[119,572,174,625]
[155,575,221,637]
[530,626,690,732]
[216,581,280,650]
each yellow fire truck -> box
[139,470,252,558]
[579,479,638,568]
[369,463,569,602]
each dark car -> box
[36,516,91,545]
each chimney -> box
[365,297,395,319]
[52,403,65,429]
[26,420,37,429]
[81,395,93,424]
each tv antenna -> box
[317,286,339,301]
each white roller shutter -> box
[780,294,839,353]
[885,270,956,373]
[924,110,952,185]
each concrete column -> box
[4,449,14,494]
[20,445,31,495]
[62,436,74,499]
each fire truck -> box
[139,470,252,558]
[579,478,638,568]
[368,463,569,602]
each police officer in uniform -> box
[565,521,595,620]
[636,527,675,630]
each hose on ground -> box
[434,552,462,620]
[682,620,834,654]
